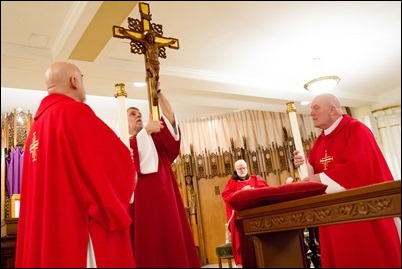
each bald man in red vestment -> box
[15,62,136,268]
[294,93,401,268]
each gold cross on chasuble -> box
[320,150,333,171]
[30,132,39,162]
[113,2,179,120]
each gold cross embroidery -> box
[320,150,333,171]
[29,132,39,162]
[113,2,179,121]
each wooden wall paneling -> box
[197,176,228,264]
[186,174,203,262]
[255,145,267,180]
[232,147,245,162]
[222,150,233,176]
[191,174,207,265]
[261,145,276,185]
[173,133,318,265]
[208,152,219,178]
[216,148,224,177]
[204,149,211,178]
[271,142,283,186]
[248,150,260,176]
[195,153,206,180]
[176,153,206,264]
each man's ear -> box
[70,76,78,89]
[329,106,335,115]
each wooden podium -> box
[236,180,401,268]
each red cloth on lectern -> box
[221,175,269,265]
[15,94,136,267]
[226,181,328,211]
[308,114,401,268]
[129,117,201,268]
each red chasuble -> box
[221,175,269,265]
[308,114,401,268]
[15,94,136,268]
[129,117,201,268]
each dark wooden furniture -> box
[1,218,18,268]
[1,235,17,268]
[237,180,401,268]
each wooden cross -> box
[320,150,333,171]
[29,132,39,162]
[113,2,179,120]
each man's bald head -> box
[44,62,86,102]
[312,94,341,109]
[310,93,343,129]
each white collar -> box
[324,116,343,135]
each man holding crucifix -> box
[114,2,200,267]
[126,88,200,268]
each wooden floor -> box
[202,262,242,268]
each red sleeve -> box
[152,117,181,163]
[221,179,239,203]
[221,179,239,220]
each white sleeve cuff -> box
[136,128,158,174]
[320,173,345,193]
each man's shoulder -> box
[249,174,263,180]
[341,114,370,132]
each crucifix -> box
[113,2,179,120]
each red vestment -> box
[15,94,136,268]
[129,117,201,268]
[309,114,401,268]
[221,175,269,265]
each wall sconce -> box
[304,76,340,92]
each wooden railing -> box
[236,180,401,268]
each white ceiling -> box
[1,1,401,122]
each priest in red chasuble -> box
[294,93,401,268]
[221,159,269,266]
[127,88,201,268]
[15,62,136,268]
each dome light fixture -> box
[304,75,340,92]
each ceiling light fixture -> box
[133,82,147,87]
[304,75,340,92]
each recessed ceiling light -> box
[133,82,146,87]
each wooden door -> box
[197,176,229,264]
